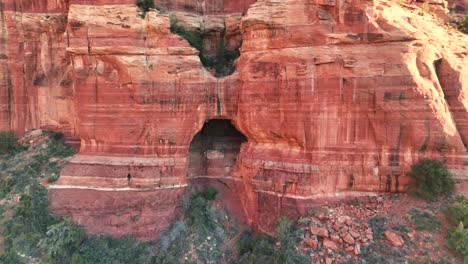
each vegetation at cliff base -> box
[0,131,465,263]
[406,208,441,231]
[235,217,309,264]
[446,196,468,262]
[0,133,308,264]
[0,131,23,155]
[406,159,454,201]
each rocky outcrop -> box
[0,0,466,239]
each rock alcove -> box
[188,119,247,178]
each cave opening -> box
[187,119,248,224]
[188,119,247,178]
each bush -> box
[236,217,309,264]
[136,0,155,18]
[359,243,407,264]
[368,217,387,240]
[406,208,441,231]
[457,16,468,34]
[169,17,240,77]
[406,159,454,200]
[3,182,59,258]
[169,22,203,51]
[236,231,275,264]
[447,222,468,262]
[0,177,15,197]
[198,186,218,201]
[446,195,468,227]
[0,131,21,154]
[38,220,86,263]
[153,189,237,263]
[77,235,152,263]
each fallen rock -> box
[354,243,361,255]
[340,226,349,233]
[322,239,339,250]
[384,231,404,247]
[341,233,355,245]
[330,235,342,244]
[310,227,329,238]
[337,215,351,224]
[304,238,318,249]
[318,214,330,221]
[349,230,360,239]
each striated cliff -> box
[0,0,467,239]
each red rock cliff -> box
[0,0,467,239]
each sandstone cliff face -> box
[0,0,467,239]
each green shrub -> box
[275,216,301,264]
[406,208,441,231]
[169,22,203,51]
[169,18,240,77]
[153,189,236,263]
[447,222,468,261]
[38,220,86,263]
[0,177,15,197]
[368,217,387,240]
[359,242,408,264]
[0,131,21,154]
[198,186,218,201]
[406,159,454,200]
[236,231,275,264]
[77,235,152,263]
[297,217,311,226]
[457,16,468,34]
[136,0,155,18]
[446,195,468,227]
[3,182,58,258]
[236,217,309,264]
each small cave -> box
[188,119,247,178]
[188,119,248,224]
[169,15,242,78]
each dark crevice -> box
[169,16,241,78]
[137,1,252,77]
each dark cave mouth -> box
[188,119,247,178]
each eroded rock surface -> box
[0,0,466,239]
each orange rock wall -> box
[0,0,467,239]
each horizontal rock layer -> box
[0,0,467,239]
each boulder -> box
[341,233,355,245]
[311,227,329,238]
[384,231,405,247]
[304,238,318,249]
[322,239,339,250]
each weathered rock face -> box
[1,0,467,239]
[154,0,256,14]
